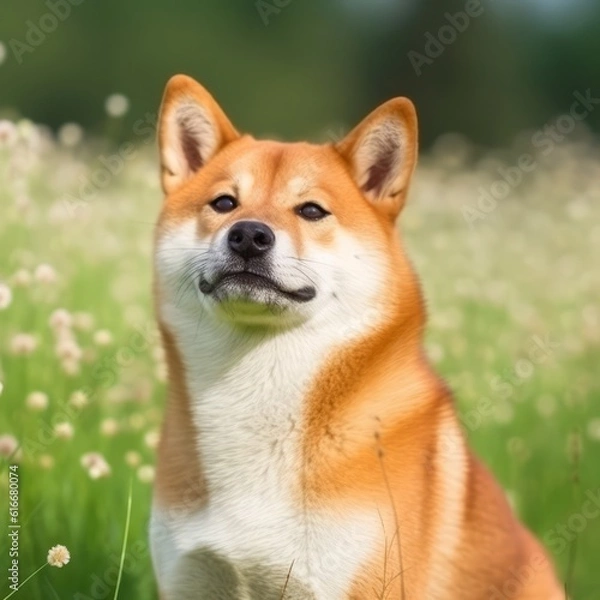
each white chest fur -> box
[151,310,380,599]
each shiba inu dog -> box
[150,74,565,599]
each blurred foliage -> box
[1,0,600,147]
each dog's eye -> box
[296,202,330,221]
[210,195,238,213]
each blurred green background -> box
[2,0,600,146]
[1,1,599,600]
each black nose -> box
[227,221,275,259]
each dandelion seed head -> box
[47,545,70,568]
[10,333,37,356]
[125,450,141,467]
[0,434,19,458]
[137,464,155,483]
[34,263,57,284]
[93,329,113,346]
[12,269,32,287]
[39,454,55,469]
[61,358,81,377]
[55,338,82,362]
[100,418,119,437]
[105,94,130,118]
[81,452,111,479]
[144,430,160,450]
[49,308,73,331]
[69,390,89,409]
[54,422,74,440]
[26,391,49,411]
[0,283,12,310]
[0,119,18,147]
[58,122,83,148]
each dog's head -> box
[154,75,418,329]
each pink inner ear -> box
[179,124,203,172]
[362,144,397,197]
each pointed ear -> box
[336,98,418,219]
[158,75,240,194]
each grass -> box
[0,122,599,599]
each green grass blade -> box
[113,479,133,600]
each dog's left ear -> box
[158,75,240,195]
[336,98,418,220]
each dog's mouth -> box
[199,271,316,303]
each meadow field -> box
[0,120,599,599]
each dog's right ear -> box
[158,75,240,195]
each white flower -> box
[0,380,3,396]
[58,123,83,148]
[11,269,31,287]
[0,283,12,310]
[81,452,111,479]
[93,329,113,346]
[54,422,74,440]
[144,430,160,450]
[137,465,155,483]
[49,308,73,331]
[125,450,141,467]
[39,454,55,469]
[69,390,89,409]
[55,338,82,362]
[26,391,49,411]
[105,94,129,118]
[0,120,18,147]
[10,333,37,356]
[47,545,70,568]
[100,418,119,437]
[0,434,19,458]
[34,264,57,284]
[61,359,81,377]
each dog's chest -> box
[153,320,378,598]
[192,352,304,514]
